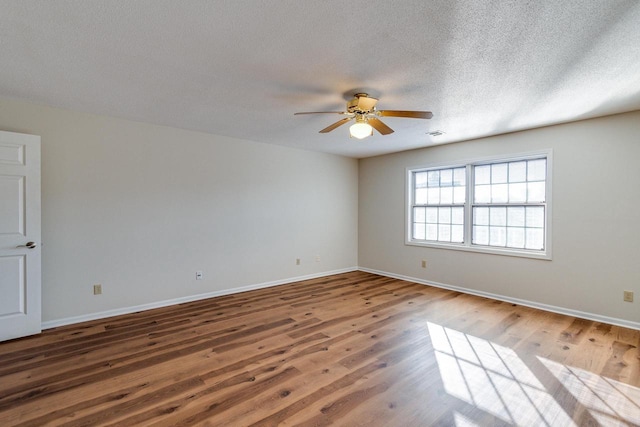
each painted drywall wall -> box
[359,111,640,324]
[0,97,358,323]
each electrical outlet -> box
[421,260,427,268]
[296,258,301,265]
[93,284,102,295]
[196,271,203,280]
[623,290,634,302]
[315,255,320,262]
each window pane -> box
[526,207,544,228]
[440,187,453,204]
[426,207,438,223]
[451,225,464,242]
[509,161,527,182]
[414,207,426,223]
[490,207,507,226]
[491,184,508,203]
[526,228,544,250]
[475,184,491,203]
[507,207,525,226]
[415,188,427,204]
[527,182,545,202]
[454,168,466,186]
[440,169,453,186]
[474,207,489,225]
[507,227,525,248]
[416,166,466,206]
[415,172,428,188]
[508,183,527,202]
[489,226,507,246]
[428,170,440,187]
[491,163,508,184]
[426,224,438,240]
[413,223,426,240]
[439,224,451,241]
[427,187,440,204]
[453,186,466,204]
[451,207,464,225]
[475,165,490,185]
[527,159,546,181]
[438,207,451,223]
[473,226,489,245]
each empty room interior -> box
[1,1,639,426]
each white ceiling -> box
[1,1,639,158]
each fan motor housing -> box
[347,95,375,113]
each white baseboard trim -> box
[42,267,358,330]
[358,267,640,331]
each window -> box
[407,152,551,259]
[412,167,466,243]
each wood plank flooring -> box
[0,271,638,426]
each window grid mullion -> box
[465,164,473,247]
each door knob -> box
[17,241,37,249]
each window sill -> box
[405,239,552,260]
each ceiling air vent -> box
[427,130,445,137]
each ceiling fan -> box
[294,93,433,139]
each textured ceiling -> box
[1,1,639,158]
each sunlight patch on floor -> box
[539,357,640,427]
[428,322,575,426]
[453,411,482,427]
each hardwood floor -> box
[0,271,638,426]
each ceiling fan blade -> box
[294,111,345,115]
[356,96,378,111]
[368,118,394,135]
[378,110,433,119]
[319,117,352,133]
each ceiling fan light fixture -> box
[349,117,373,139]
[349,122,373,139]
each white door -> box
[0,130,41,342]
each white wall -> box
[359,111,640,325]
[0,97,358,324]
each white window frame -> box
[406,150,552,260]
